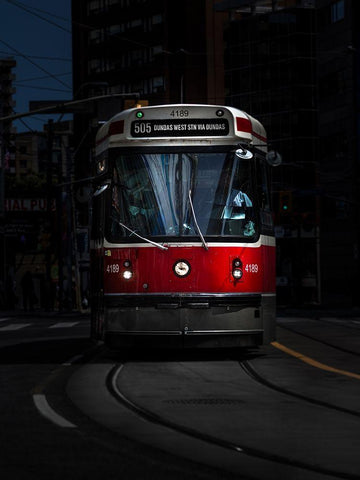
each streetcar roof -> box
[95,104,267,154]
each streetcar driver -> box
[222,182,255,237]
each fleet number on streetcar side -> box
[245,264,259,273]
[106,263,120,273]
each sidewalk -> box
[277,305,360,319]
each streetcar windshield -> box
[108,151,257,240]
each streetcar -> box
[90,104,277,348]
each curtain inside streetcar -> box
[108,151,257,240]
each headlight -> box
[232,268,243,279]
[232,258,243,280]
[123,270,133,280]
[173,260,191,277]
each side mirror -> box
[93,183,109,197]
[266,150,282,166]
[235,147,253,159]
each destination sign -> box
[130,118,229,137]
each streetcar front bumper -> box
[103,293,275,348]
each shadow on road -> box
[0,338,95,364]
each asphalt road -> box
[0,313,236,480]
[1,311,360,480]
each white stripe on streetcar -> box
[0,323,32,331]
[103,234,276,249]
[33,394,76,428]
[49,322,80,329]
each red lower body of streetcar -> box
[92,241,276,348]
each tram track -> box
[250,321,360,419]
[106,361,359,480]
[239,359,360,418]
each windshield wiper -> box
[111,217,168,251]
[188,190,209,250]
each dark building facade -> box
[0,57,16,306]
[0,57,16,219]
[71,0,226,175]
[71,0,227,300]
[1,121,76,311]
[72,0,225,106]
[71,0,226,183]
[219,0,360,306]
[71,0,360,307]
[316,0,360,305]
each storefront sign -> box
[5,198,56,212]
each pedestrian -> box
[21,271,35,311]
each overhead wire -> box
[4,0,72,34]
[10,107,36,133]
[0,50,71,62]
[1,0,73,129]
[13,84,72,93]
[0,38,72,90]
[14,71,72,83]
[5,0,69,21]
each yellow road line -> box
[271,341,360,381]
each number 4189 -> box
[245,264,259,273]
[170,109,189,117]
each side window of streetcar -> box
[256,158,273,229]
[92,187,106,241]
[257,159,271,211]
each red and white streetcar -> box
[90,104,277,348]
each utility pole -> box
[0,122,5,286]
[0,117,11,288]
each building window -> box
[88,59,100,73]
[320,70,346,99]
[150,75,165,93]
[331,0,344,23]
[88,58,111,74]
[88,29,103,44]
[149,45,163,61]
[130,18,142,29]
[132,80,147,95]
[151,13,163,26]
[20,159,28,170]
[87,0,103,15]
[87,0,115,14]
[110,84,127,94]
[129,49,142,65]
[108,24,121,36]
